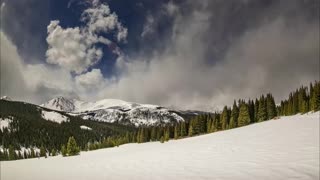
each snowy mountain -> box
[0,96,12,101]
[41,97,199,126]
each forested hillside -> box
[0,100,136,160]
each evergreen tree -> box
[61,145,67,157]
[257,96,267,122]
[180,122,187,137]
[51,149,57,156]
[248,100,255,123]
[67,136,80,156]
[266,94,277,119]
[188,121,194,136]
[150,127,157,141]
[164,127,170,141]
[174,124,180,139]
[229,101,239,129]
[238,103,251,127]
[160,136,164,143]
[311,81,320,111]
[40,145,46,158]
[30,148,35,158]
[254,98,259,122]
[220,106,229,130]
[8,145,15,160]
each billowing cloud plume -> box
[0,30,75,103]
[99,0,319,110]
[75,68,107,92]
[46,2,127,74]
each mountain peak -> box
[0,96,12,101]
[41,96,75,112]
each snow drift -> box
[1,112,319,180]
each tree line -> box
[1,81,319,160]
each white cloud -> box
[46,2,127,74]
[75,69,106,90]
[0,30,75,103]
[82,3,128,42]
[46,20,103,74]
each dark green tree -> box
[67,136,80,156]
[257,96,267,122]
[238,103,251,127]
[61,145,67,157]
[220,106,229,130]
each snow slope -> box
[1,112,319,180]
[0,117,11,130]
[41,110,69,124]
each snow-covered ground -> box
[80,125,92,130]
[1,112,319,180]
[0,117,11,130]
[41,110,69,124]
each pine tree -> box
[180,122,187,137]
[150,127,157,141]
[188,121,194,136]
[220,106,229,130]
[67,136,80,156]
[238,103,251,127]
[206,115,213,133]
[164,127,170,141]
[40,145,46,158]
[254,98,259,122]
[8,145,15,160]
[174,124,180,139]
[311,81,320,111]
[61,145,67,157]
[266,94,277,119]
[51,149,57,156]
[248,100,255,123]
[30,148,35,158]
[229,101,239,129]
[160,136,165,143]
[257,96,267,122]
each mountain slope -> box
[0,99,136,151]
[2,112,319,180]
[41,97,200,126]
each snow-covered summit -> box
[0,96,12,101]
[41,96,76,112]
[41,97,193,126]
[41,97,157,113]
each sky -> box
[0,0,319,110]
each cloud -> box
[75,68,106,91]
[101,0,319,110]
[46,2,127,74]
[141,14,155,38]
[2,0,319,111]
[0,30,75,103]
[46,20,103,74]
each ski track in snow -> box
[1,112,319,180]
